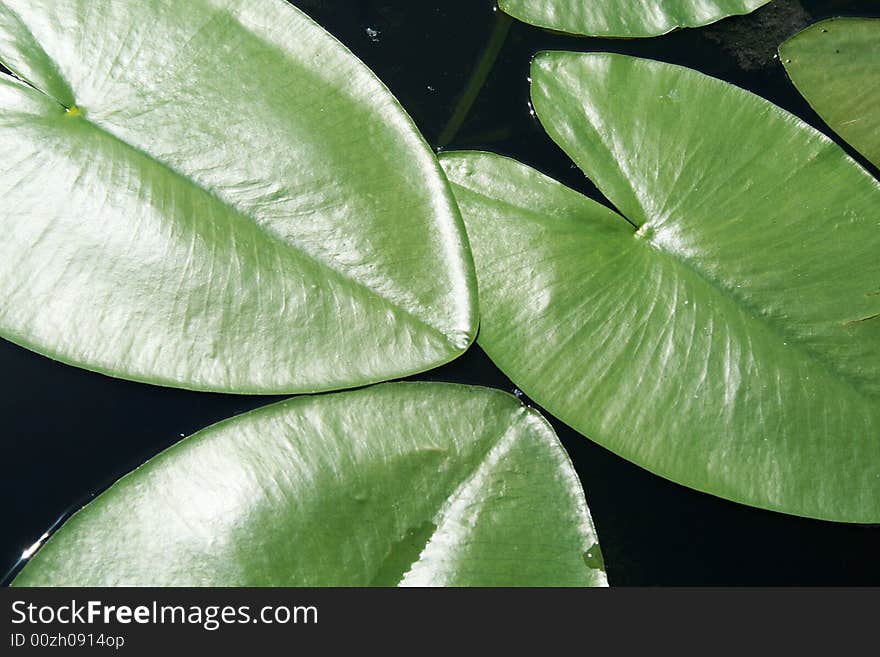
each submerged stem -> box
[437,12,512,148]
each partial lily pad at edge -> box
[498,0,771,38]
[781,17,880,168]
[12,382,606,587]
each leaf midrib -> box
[0,63,459,348]
[390,404,527,586]
[636,221,879,402]
[456,159,878,403]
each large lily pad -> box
[781,17,880,168]
[440,52,880,522]
[0,0,476,393]
[12,383,605,587]
[498,0,771,38]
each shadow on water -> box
[2,0,879,585]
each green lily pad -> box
[498,0,771,38]
[0,0,476,393]
[12,382,606,587]
[781,17,880,168]
[440,52,880,522]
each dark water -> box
[2,0,879,585]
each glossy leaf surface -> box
[781,17,880,168]
[13,383,606,586]
[498,0,770,38]
[440,52,880,522]
[0,0,476,393]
